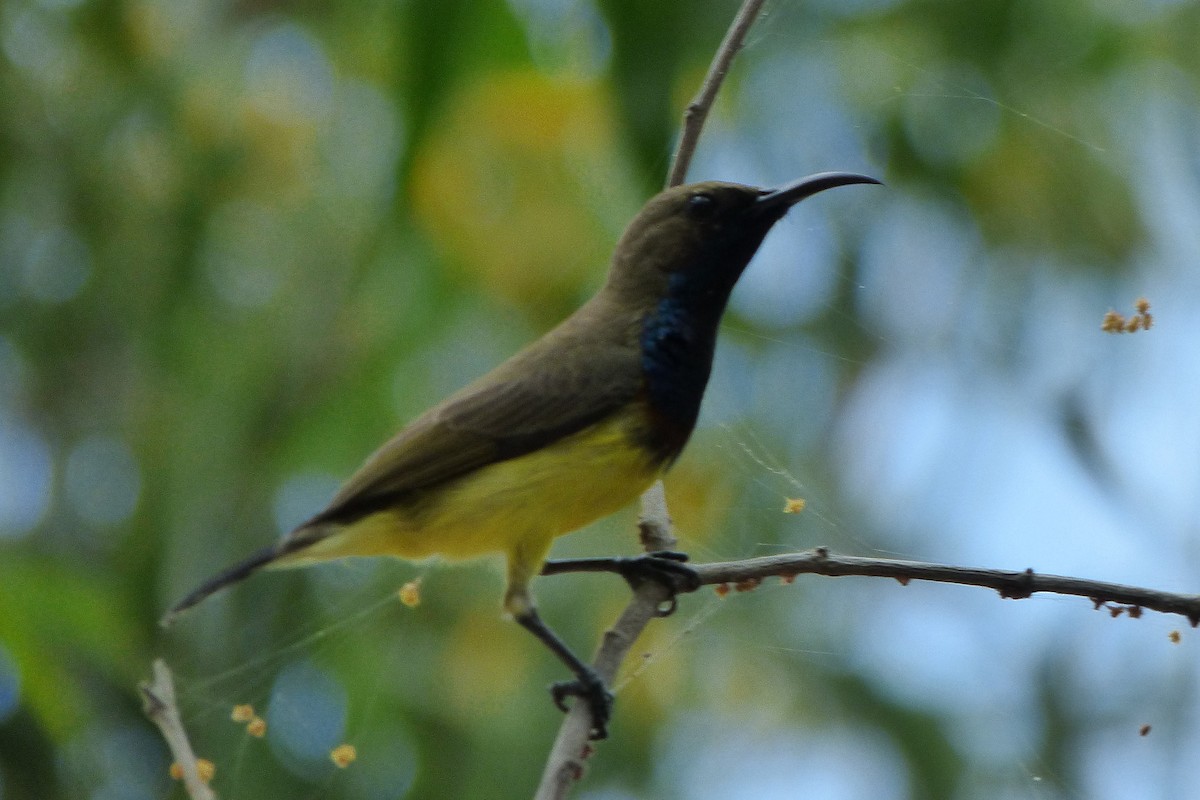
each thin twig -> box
[141,659,215,800]
[691,548,1200,625]
[536,2,771,795]
[532,546,1200,798]
[534,492,676,800]
[533,579,673,800]
[665,0,769,188]
[636,479,676,552]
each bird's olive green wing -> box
[307,343,642,527]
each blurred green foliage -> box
[3,0,1200,798]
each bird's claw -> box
[550,671,614,740]
[615,551,701,607]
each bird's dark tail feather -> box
[160,529,324,628]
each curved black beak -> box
[754,171,882,216]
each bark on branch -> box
[534,547,1200,797]
[141,659,215,800]
[665,0,768,188]
[693,548,1200,624]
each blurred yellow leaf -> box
[441,608,531,721]
[411,70,638,316]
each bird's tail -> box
[160,527,328,627]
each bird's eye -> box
[686,193,716,218]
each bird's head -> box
[604,172,880,308]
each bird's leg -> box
[541,551,701,616]
[514,607,613,740]
[506,552,614,740]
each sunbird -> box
[165,172,879,738]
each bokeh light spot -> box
[201,201,293,309]
[273,473,341,534]
[0,416,52,538]
[0,644,20,724]
[266,660,348,778]
[324,80,403,208]
[22,225,90,304]
[65,435,141,527]
[245,22,335,124]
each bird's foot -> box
[609,551,700,615]
[541,551,701,616]
[550,668,614,740]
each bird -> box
[164,171,879,738]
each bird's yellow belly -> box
[286,410,664,567]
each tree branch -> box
[534,488,678,800]
[533,545,1200,797]
[636,479,676,552]
[692,548,1200,625]
[533,580,672,800]
[537,2,771,795]
[141,658,215,800]
[665,0,769,188]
